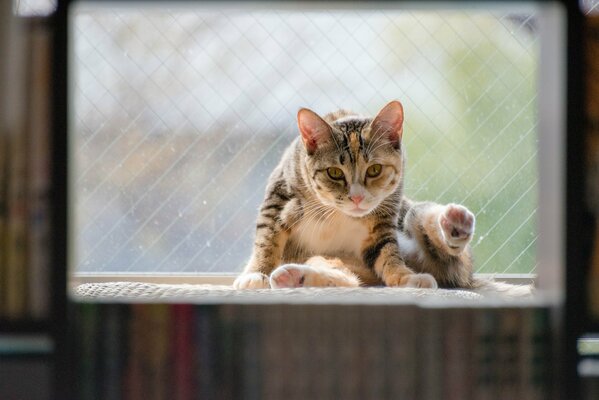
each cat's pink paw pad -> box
[270,264,308,289]
[233,272,271,289]
[439,204,475,251]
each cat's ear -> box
[371,100,404,149]
[297,108,333,155]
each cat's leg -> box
[401,200,475,287]
[233,271,271,289]
[233,229,289,289]
[404,202,475,257]
[270,257,360,288]
[363,218,438,289]
[233,181,295,289]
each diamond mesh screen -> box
[72,6,538,274]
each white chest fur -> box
[288,211,369,258]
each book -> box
[148,304,172,400]
[337,305,360,399]
[4,15,33,319]
[172,304,196,400]
[0,16,53,320]
[526,307,552,400]
[585,16,599,322]
[385,305,417,399]
[124,304,145,400]
[497,307,522,399]
[360,305,386,399]
[239,304,262,400]
[68,303,559,399]
[260,304,284,399]
[26,17,53,320]
[196,305,217,399]
[0,0,13,316]
[418,306,443,400]
[443,308,474,400]
[100,304,128,400]
[77,303,100,400]
[472,307,499,400]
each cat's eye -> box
[327,167,345,180]
[366,164,382,178]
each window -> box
[71,3,540,277]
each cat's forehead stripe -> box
[349,131,361,158]
[332,117,372,166]
[333,117,370,133]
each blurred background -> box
[71,5,538,275]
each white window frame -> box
[68,2,565,298]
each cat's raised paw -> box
[233,272,271,289]
[270,264,310,289]
[440,204,475,253]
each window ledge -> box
[71,272,535,286]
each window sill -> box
[70,272,534,286]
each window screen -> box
[72,4,538,275]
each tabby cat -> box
[233,101,475,289]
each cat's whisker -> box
[366,125,392,155]
[286,205,327,231]
[366,125,387,154]
[306,206,333,242]
[368,138,395,156]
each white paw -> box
[401,273,438,289]
[439,204,475,253]
[233,272,271,289]
[270,264,312,289]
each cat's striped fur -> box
[233,101,475,289]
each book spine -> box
[124,304,144,400]
[240,305,262,400]
[101,304,128,400]
[196,305,217,400]
[76,303,100,400]
[172,304,196,400]
[418,306,443,400]
[336,305,361,400]
[530,307,552,399]
[472,308,499,400]
[0,1,10,318]
[385,305,417,398]
[585,16,599,321]
[260,304,284,400]
[148,304,171,400]
[5,16,32,319]
[360,305,386,399]
[27,18,53,320]
[444,308,473,400]
[497,308,522,400]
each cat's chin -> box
[342,207,372,218]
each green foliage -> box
[398,15,538,273]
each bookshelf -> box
[1,0,597,399]
[0,2,69,398]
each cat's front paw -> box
[270,264,310,289]
[270,264,357,288]
[386,272,438,289]
[439,204,475,254]
[233,272,271,289]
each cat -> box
[233,100,476,290]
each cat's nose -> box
[350,195,364,205]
